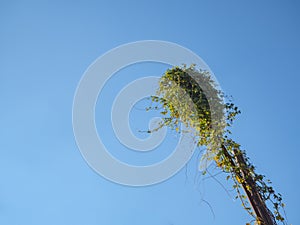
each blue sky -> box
[1,1,299,225]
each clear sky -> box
[1,1,299,225]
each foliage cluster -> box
[147,65,287,225]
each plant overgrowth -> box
[146,65,287,225]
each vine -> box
[147,65,287,225]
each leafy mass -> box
[147,65,287,225]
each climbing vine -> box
[147,65,287,225]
